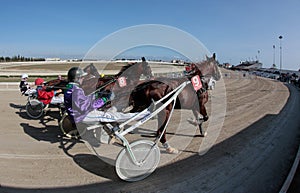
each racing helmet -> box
[67,67,87,82]
[21,74,29,79]
[35,78,45,86]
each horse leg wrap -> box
[148,99,156,112]
[203,115,209,122]
[162,142,170,149]
[199,123,204,136]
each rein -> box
[45,85,68,90]
[89,78,117,96]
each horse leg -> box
[199,92,209,121]
[192,92,209,137]
[192,109,204,136]
[156,104,178,154]
[156,109,167,144]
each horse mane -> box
[116,62,138,77]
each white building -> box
[45,58,61,61]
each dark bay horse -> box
[129,54,221,153]
[81,61,153,111]
[44,78,68,91]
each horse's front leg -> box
[192,109,206,137]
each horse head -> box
[196,53,221,81]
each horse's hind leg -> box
[199,92,209,121]
[156,105,178,154]
[156,105,170,143]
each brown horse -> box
[43,78,68,91]
[81,61,153,111]
[129,54,221,153]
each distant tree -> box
[0,55,45,62]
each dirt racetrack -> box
[0,69,300,193]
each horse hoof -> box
[108,136,116,145]
[122,105,133,113]
[203,116,209,122]
[166,147,179,154]
[187,118,197,125]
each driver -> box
[64,67,150,124]
[34,78,64,105]
[19,74,30,94]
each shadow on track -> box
[20,123,62,144]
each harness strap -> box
[196,77,208,96]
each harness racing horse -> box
[44,78,68,92]
[129,53,221,153]
[81,62,153,111]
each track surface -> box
[1,70,300,193]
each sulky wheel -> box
[115,140,160,182]
[25,99,44,119]
[59,112,86,138]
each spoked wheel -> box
[59,112,86,138]
[115,140,160,182]
[25,99,44,119]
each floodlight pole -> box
[279,35,283,73]
[273,45,275,68]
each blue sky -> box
[0,0,300,70]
